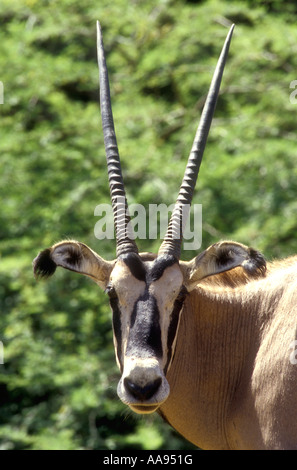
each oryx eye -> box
[105,284,117,299]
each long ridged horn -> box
[158,24,235,260]
[96,21,138,258]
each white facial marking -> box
[109,259,146,359]
[149,264,183,368]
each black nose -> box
[124,377,162,401]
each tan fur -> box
[161,256,297,449]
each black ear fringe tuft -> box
[244,248,267,277]
[33,248,57,279]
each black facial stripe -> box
[109,295,123,372]
[120,252,146,282]
[149,255,178,282]
[126,292,163,359]
[164,286,188,375]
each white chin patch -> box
[129,404,160,415]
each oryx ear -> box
[33,240,115,290]
[180,241,266,291]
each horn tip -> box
[96,20,102,40]
[228,23,235,38]
[96,20,104,64]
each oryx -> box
[33,22,297,450]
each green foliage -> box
[1,0,297,450]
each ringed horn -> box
[97,21,235,260]
[97,21,138,258]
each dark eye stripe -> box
[164,286,188,374]
[109,294,123,372]
[106,284,117,300]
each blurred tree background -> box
[1,0,297,450]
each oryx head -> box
[33,22,266,414]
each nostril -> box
[124,377,162,401]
